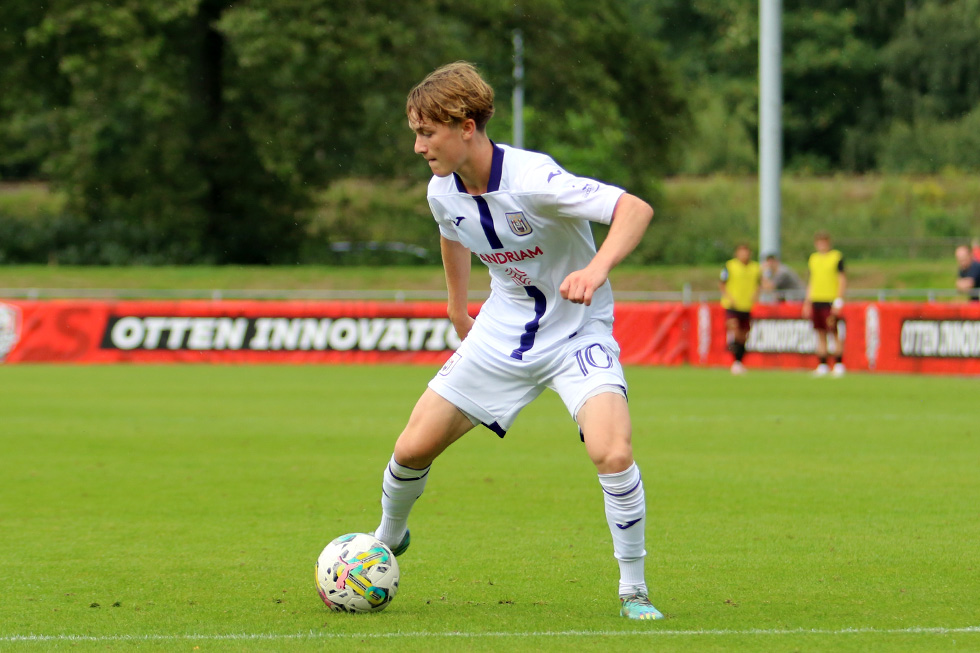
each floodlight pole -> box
[759,0,782,258]
[512,28,525,149]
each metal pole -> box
[759,0,782,257]
[512,28,525,149]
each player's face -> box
[815,237,831,253]
[411,118,466,178]
[956,247,971,268]
[736,247,751,264]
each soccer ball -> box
[315,533,400,613]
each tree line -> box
[1,0,977,264]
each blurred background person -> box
[719,243,761,375]
[761,253,805,303]
[955,244,980,301]
[803,232,846,376]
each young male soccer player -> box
[371,62,663,620]
[719,243,761,374]
[802,232,847,376]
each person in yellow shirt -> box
[802,232,847,376]
[719,243,761,374]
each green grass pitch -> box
[0,364,977,652]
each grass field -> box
[1,365,978,652]
[0,260,960,295]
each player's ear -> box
[459,118,477,139]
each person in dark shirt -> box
[956,245,980,301]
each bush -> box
[878,107,980,173]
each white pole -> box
[512,28,525,149]
[759,0,782,257]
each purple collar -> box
[453,141,504,194]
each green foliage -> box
[878,105,980,173]
[882,0,980,122]
[0,0,689,263]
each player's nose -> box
[414,135,426,155]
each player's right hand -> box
[451,314,475,341]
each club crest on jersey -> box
[506,211,532,236]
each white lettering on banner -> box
[900,320,980,358]
[215,318,248,350]
[104,315,459,353]
[746,318,845,354]
[865,306,880,370]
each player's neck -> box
[455,134,494,195]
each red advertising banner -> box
[0,299,691,367]
[692,302,859,370]
[0,300,465,365]
[863,302,980,375]
[2,298,978,373]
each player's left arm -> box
[560,193,653,306]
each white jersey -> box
[427,143,625,361]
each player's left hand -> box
[560,267,607,306]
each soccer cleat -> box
[730,361,746,375]
[832,363,846,377]
[620,592,664,620]
[390,529,411,557]
[369,528,410,557]
[813,364,829,376]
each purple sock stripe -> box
[600,473,642,497]
[387,464,430,482]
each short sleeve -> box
[427,198,461,242]
[521,160,624,225]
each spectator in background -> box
[955,245,980,301]
[719,243,761,375]
[803,232,846,377]
[972,238,980,263]
[761,253,805,303]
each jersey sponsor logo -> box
[506,211,532,236]
[0,303,22,363]
[900,319,980,358]
[452,216,466,226]
[477,245,543,266]
[745,318,844,354]
[504,266,532,287]
[100,316,461,352]
[547,170,562,183]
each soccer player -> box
[371,62,663,620]
[802,232,846,376]
[719,243,761,374]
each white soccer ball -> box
[315,533,400,613]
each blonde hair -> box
[407,62,495,131]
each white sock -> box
[374,455,429,548]
[598,462,648,596]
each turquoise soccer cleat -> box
[369,529,410,557]
[390,529,410,557]
[619,592,664,620]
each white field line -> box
[2,626,979,643]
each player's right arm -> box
[441,235,475,340]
